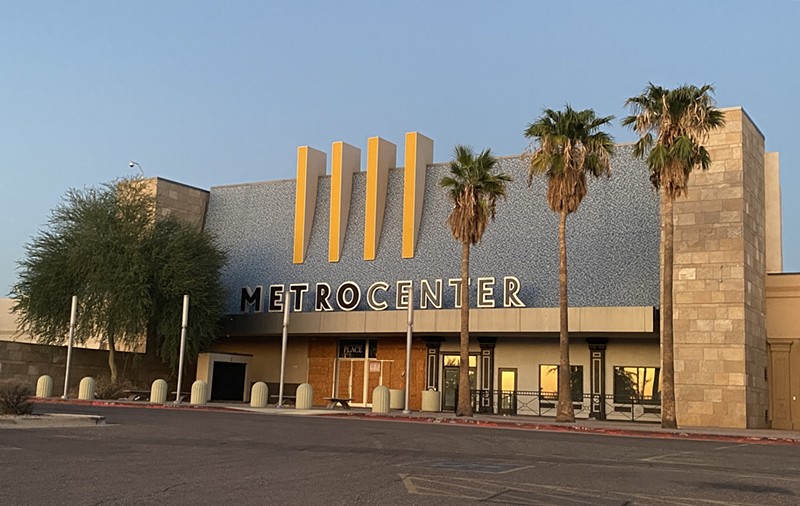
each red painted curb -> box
[32,399,800,446]
[321,412,800,446]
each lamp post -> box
[403,287,413,414]
[277,290,291,408]
[128,160,144,177]
[175,294,189,403]
[62,295,78,399]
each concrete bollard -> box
[295,383,313,410]
[78,377,96,400]
[389,389,404,410]
[250,382,269,408]
[36,375,53,398]
[190,380,208,405]
[421,389,441,412]
[150,379,168,404]
[372,385,390,414]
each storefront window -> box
[443,355,477,367]
[338,339,377,358]
[613,366,660,404]
[539,364,583,402]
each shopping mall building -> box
[178,106,796,430]
[2,107,798,429]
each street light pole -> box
[277,289,291,408]
[403,286,413,414]
[175,294,189,403]
[62,295,78,399]
[128,160,144,177]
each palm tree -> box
[622,83,725,429]
[524,106,614,423]
[441,145,512,417]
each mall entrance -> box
[441,353,477,411]
[333,339,394,407]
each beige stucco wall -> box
[766,273,800,429]
[0,298,23,343]
[480,339,586,393]
[208,336,309,385]
[766,274,800,339]
[0,298,142,352]
[225,306,655,337]
[439,337,659,404]
[764,152,782,272]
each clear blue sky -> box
[2,1,799,294]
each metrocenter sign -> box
[240,276,526,313]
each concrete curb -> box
[0,413,105,429]
[33,397,247,414]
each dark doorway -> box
[211,362,246,401]
[442,366,459,411]
[441,359,477,412]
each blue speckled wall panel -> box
[205,145,660,314]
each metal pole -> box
[403,286,413,414]
[175,294,189,403]
[62,295,78,399]
[277,289,290,408]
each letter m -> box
[240,286,263,313]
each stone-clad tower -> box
[672,107,773,428]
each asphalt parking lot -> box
[1,403,798,505]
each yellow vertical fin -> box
[293,146,327,264]
[401,132,434,259]
[328,141,360,262]
[364,137,396,260]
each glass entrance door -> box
[498,368,517,415]
[441,354,477,411]
[442,366,459,411]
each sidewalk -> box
[34,397,800,445]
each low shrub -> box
[0,379,34,415]
[94,377,135,400]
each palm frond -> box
[524,105,614,214]
[623,82,725,198]
[441,145,512,245]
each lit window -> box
[539,365,583,402]
[613,366,661,404]
[443,355,477,367]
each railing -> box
[469,389,661,423]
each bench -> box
[274,395,296,407]
[120,389,150,401]
[171,391,190,403]
[323,397,352,409]
[266,382,300,406]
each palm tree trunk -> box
[661,194,677,428]
[556,209,575,422]
[107,332,118,385]
[456,239,473,417]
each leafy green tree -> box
[441,146,512,417]
[145,217,227,367]
[524,106,614,422]
[11,177,227,384]
[622,83,725,429]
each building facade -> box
[3,107,798,430]
[191,107,796,429]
